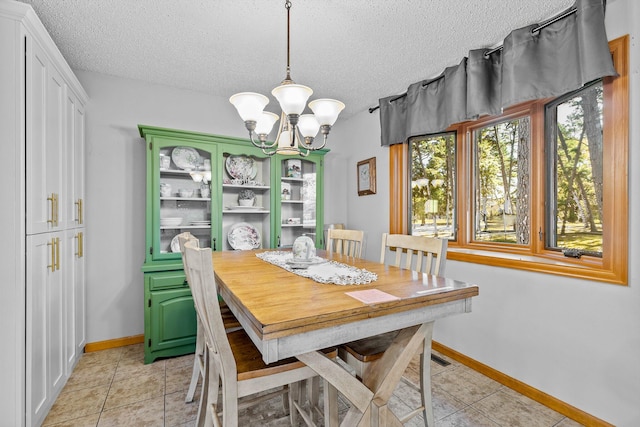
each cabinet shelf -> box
[160,168,208,175]
[223,210,270,214]
[282,200,305,204]
[160,225,211,230]
[161,197,211,201]
[223,184,270,190]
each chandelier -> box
[229,0,344,157]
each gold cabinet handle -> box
[47,194,55,225]
[75,198,84,225]
[79,198,83,225]
[55,193,59,226]
[47,238,56,271]
[55,237,60,270]
[75,232,84,258]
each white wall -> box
[78,0,638,423]
[330,1,640,425]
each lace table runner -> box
[256,251,377,285]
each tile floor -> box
[42,343,584,426]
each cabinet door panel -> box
[26,39,65,235]
[26,232,64,426]
[148,288,197,353]
[64,92,85,229]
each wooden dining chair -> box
[338,233,448,426]
[177,232,242,405]
[326,228,365,258]
[183,240,338,427]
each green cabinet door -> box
[144,271,196,364]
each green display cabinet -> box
[138,124,328,363]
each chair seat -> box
[228,329,337,381]
[341,331,400,362]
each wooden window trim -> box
[390,35,628,285]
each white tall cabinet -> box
[0,2,88,426]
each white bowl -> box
[178,189,194,198]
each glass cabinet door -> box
[275,155,324,248]
[150,140,216,259]
[217,145,271,251]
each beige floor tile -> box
[471,389,561,427]
[438,406,501,427]
[500,386,566,423]
[104,370,165,410]
[164,390,200,427]
[432,366,502,405]
[43,412,100,427]
[97,396,164,426]
[555,417,586,426]
[64,363,117,392]
[166,353,195,370]
[75,348,121,370]
[113,357,165,382]
[42,385,109,425]
[166,363,196,395]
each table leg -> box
[297,322,431,427]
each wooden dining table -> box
[212,249,479,427]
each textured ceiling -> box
[18,0,575,119]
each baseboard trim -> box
[432,341,613,427]
[84,334,144,353]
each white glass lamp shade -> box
[255,111,279,135]
[308,98,345,126]
[229,92,269,122]
[298,114,320,138]
[271,84,313,115]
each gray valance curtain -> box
[380,0,617,146]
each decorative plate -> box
[170,235,181,253]
[171,147,200,170]
[226,155,258,180]
[228,222,261,250]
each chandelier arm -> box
[248,130,278,150]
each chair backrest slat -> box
[380,233,447,275]
[183,241,237,376]
[327,228,365,258]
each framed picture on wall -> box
[357,157,376,196]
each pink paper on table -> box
[345,289,400,304]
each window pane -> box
[473,117,530,244]
[409,133,456,239]
[546,81,603,257]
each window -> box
[545,81,604,257]
[393,36,628,284]
[409,133,456,239]
[472,116,530,245]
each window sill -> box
[447,247,626,286]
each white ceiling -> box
[18,0,575,119]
